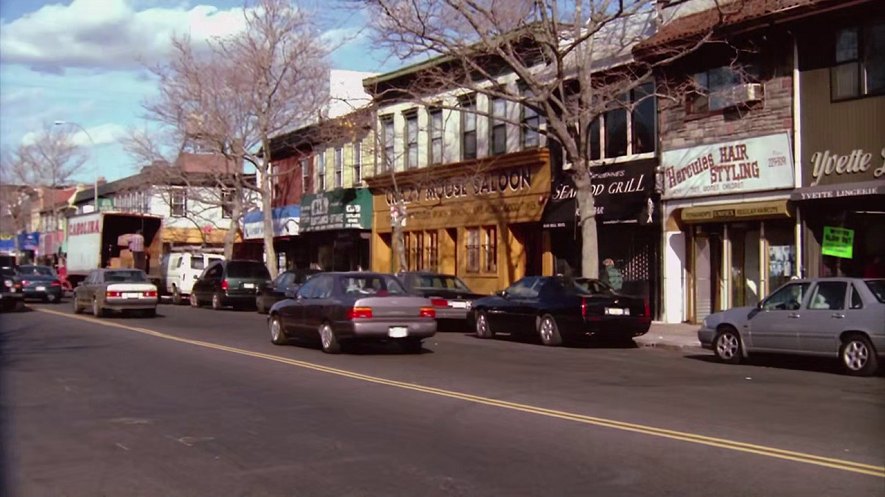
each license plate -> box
[36,286,46,291]
[124,292,141,299]
[449,301,468,309]
[243,283,255,289]
[388,326,409,338]
[605,307,630,316]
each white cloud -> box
[0,0,247,72]
[21,122,126,148]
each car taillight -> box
[643,299,650,317]
[581,297,601,321]
[22,280,29,286]
[221,279,229,290]
[144,290,157,297]
[430,298,448,308]
[581,297,588,319]
[51,280,62,287]
[347,307,373,319]
[419,307,436,318]
[106,291,122,298]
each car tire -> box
[270,315,288,345]
[475,311,494,339]
[714,326,742,364]
[319,322,341,354]
[72,295,83,314]
[538,314,563,346]
[190,293,200,308]
[840,334,878,377]
[401,338,423,354]
[48,292,60,304]
[172,286,182,305]
[211,293,223,310]
[92,298,104,318]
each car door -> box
[78,271,97,305]
[796,281,849,355]
[195,262,223,302]
[302,275,334,333]
[746,282,810,351]
[510,277,545,335]
[490,277,539,333]
[281,277,317,336]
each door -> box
[797,281,849,354]
[195,262,223,302]
[511,276,545,335]
[166,254,182,293]
[303,275,335,335]
[746,282,810,351]
[281,278,317,336]
[493,276,540,334]
[692,227,722,323]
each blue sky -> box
[0,0,398,184]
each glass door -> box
[729,223,761,308]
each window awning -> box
[680,199,791,224]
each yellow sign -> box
[681,199,791,223]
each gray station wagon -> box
[699,278,885,376]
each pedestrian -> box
[129,229,146,271]
[601,258,623,291]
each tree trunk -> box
[575,174,599,279]
[260,169,278,278]
[223,198,242,261]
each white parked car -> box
[161,252,224,305]
[72,269,158,318]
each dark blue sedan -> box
[470,276,651,346]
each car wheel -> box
[190,293,200,308]
[92,298,104,318]
[72,295,83,314]
[841,334,878,376]
[319,322,340,354]
[538,314,563,346]
[47,292,60,304]
[211,293,223,310]
[172,286,182,305]
[270,315,288,345]
[475,311,494,339]
[714,326,742,364]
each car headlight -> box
[3,279,12,288]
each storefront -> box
[299,188,372,271]
[240,204,301,268]
[792,17,885,279]
[661,132,797,323]
[541,159,661,317]
[367,149,551,295]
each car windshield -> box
[864,280,885,303]
[341,275,408,296]
[105,270,147,283]
[19,265,55,276]
[227,262,270,279]
[573,278,613,295]
[414,274,471,291]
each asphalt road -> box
[2,301,883,497]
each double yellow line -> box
[36,308,885,478]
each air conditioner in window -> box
[708,83,764,111]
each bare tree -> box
[361,0,739,278]
[142,0,330,277]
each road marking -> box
[36,308,885,478]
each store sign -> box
[243,205,300,239]
[821,226,854,259]
[300,188,372,232]
[660,133,794,199]
[808,147,885,186]
[544,160,657,227]
[383,165,533,205]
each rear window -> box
[415,275,471,291]
[341,275,408,296]
[106,270,148,283]
[19,265,55,276]
[573,278,613,295]
[227,261,270,279]
[865,280,885,303]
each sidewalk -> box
[634,322,702,351]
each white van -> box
[162,252,225,304]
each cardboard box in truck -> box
[65,212,163,284]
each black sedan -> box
[17,265,64,303]
[470,276,651,346]
[256,269,318,314]
[267,272,437,354]
[397,271,485,327]
[1,267,25,312]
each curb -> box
[634,339,702,351]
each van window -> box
[227,261,270,279]
[191,257,206,270]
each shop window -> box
[460,95,477,160]
[334,147,343,188]
[520,86,540,149]
[490,97,507,156]
[221,189,234,219]
[427,231,439,272]
[416,232,425,270]
[404,111,419,169]
[466,227,480,273]
[831,22,885,100]
[352,141,362,185]
[429,108,443,165]
[483,226,497,273]
[631,83,656,154]
[170,189,186,217]
[588,82,656,161]
[300,158,309,193]
[381,115,395,171]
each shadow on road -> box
[683,353,885,377]
[464,331,640,349]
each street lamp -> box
[53,120,98,211]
